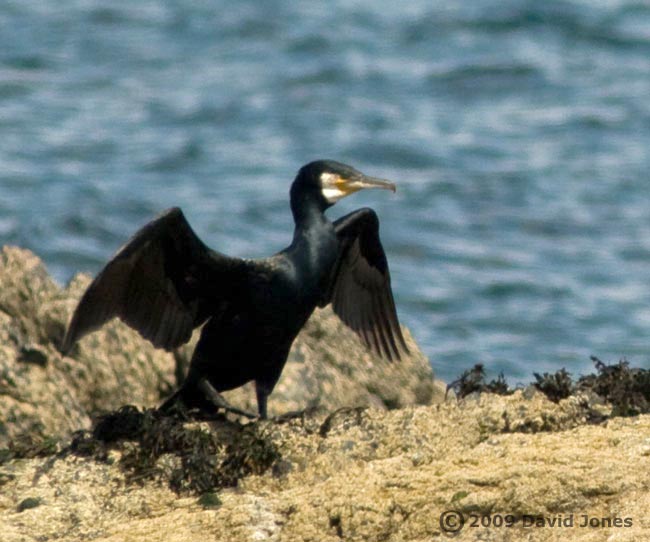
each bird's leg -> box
[196,378,258,419]
[255,381,270,420]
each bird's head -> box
[291,160,396,214]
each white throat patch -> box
[320,172,346,203]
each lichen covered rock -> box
[1,394,648,541]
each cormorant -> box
[61,160,409,418]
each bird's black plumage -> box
[61,160,408,418]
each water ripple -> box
[1,0,649,382]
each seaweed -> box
[446,364,513,399]
[532,368,574,403]
[577,356,650,417]
[0,431,59,465]
[451,357,650,418]
[67,405,281,495]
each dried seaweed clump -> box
[532,368,574,403]
[447,364,512,399]
[450,357,650,418]
[0,431,59,465]
[69,405,281,495]
[577,357,650,417]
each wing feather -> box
[325,208,409,361]
[61,207,243,353]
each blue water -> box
[2,1,650,383]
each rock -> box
[1,245,648,541]
[0,395,647,541]
[0,248,90,443]
[0,245,442,446]
[0,247,178,445]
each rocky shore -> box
[1,246,648,541]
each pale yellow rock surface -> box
[1,395,648,541]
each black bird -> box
[61,160,409,418]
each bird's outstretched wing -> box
[61,207,243,353]
[322,207,409,361]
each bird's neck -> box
[291,206,332,247]
[288,197,337,288]
[290,194,329,229]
